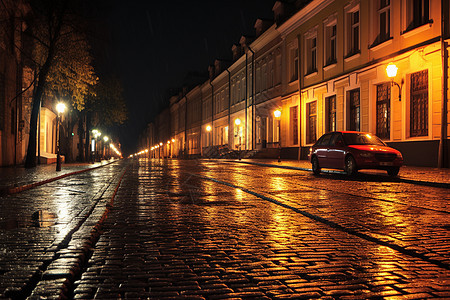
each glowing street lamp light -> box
[274,109,281,162]
[386,63,404,101]
[55,102,66,171]
[206,125,212,148]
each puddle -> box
[31,210,57,227]
[0,210,57,230]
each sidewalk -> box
[0,159,118,194]
[229,159,450,188]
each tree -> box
[24,0,96,167]
[92,76,127,127]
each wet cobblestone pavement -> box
[70,159,449,299]
[0,161,128,299]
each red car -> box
[309,131,403,176]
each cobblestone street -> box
[71,159,449,299]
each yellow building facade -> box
[142,0,449,167]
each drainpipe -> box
[225,69,231,147]
[209,81,214,147]
[200,89,203,157]
[438,0,448,168]
[297,34,302,161]
[184,94,188,158]
[247,45,255,150]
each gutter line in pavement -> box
[193,173,450,271]
[226,160,450,189]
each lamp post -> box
[103,136,109,159]
[159,142,163,159]
[55,102,66,171]
[386,63,404,101]
[235,118,242,160]
[92,130,101,162]
[171,138,175,158]
[274,109,281,162]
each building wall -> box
[140,0,448,167]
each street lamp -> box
[55,102,66,171]
[92,129,101,162]
[206,125,212,147]
[274,109,281,162]
[235,118,242,160]
[171,138,175,158]
[386,63,404,101]
[103,136,109,159]
[159,142,163,159]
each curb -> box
[3,160,120,195]
[228,160,450,189]
[24,166,128,299]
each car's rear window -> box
[343,133,386,146]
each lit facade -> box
[140,0,449,167]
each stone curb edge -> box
[3,160,120,195]
[227,160,450,189]
[25,165,128,299]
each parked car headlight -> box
[359,152,374,158]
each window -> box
[406,0,430,32]
[410,70,428,137]
[275,53,282,84]
[306,36,317,74]
[290,47,299,82]
[11,108,15,135]
[378,0,390,42]
[290,106,298,145]
[273,117,279,142]
[376,83,391,139]
[268,58,274,88]
[0,75,4,131]
[348,89,360,131]
[262,63,267,91]
[325,23,337,66]
[346,5,360,57]
[306,102,316,144]
[326,95,336,132]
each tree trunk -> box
[78,111,84,162]
[24,59,53,168]
[84,111,91,162]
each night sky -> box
[102,0,275,155]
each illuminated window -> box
[376,83,391,139]
[347,89,360,131]
[325,95,336,133]
[290,106,298,145]
[306,102,316,144]
[410,70,428,137]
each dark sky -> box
[102,0,275,155]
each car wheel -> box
[344,155,357,176]
[387,167,400,177]
[312,156,321,175]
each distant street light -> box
[55,102,66,171]
[274,109,281,162]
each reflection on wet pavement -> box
[73,158,449,299]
